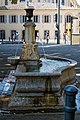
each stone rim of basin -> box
[13,55,77,77]
[8,56,20,60]
[7,56,20,65]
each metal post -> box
[70,16,73,45]
[57,0,60,44]
[64,85,78,120]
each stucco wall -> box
[72,34,80,44]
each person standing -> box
[63,31,66,44]
[46,35,49,44]
[16,32,19,40]
[13,33,15,41]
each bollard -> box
[64,85,78,120]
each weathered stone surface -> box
[8,63,76,109]
[20,43,40,61]
[8,7,77,110]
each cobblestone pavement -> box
[0,43,80,78]
[0,43,22,79]
[0,112,80,120]
[0,43,80,119]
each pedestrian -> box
[13,33,15,41]
[63,31,66,44]
[16,32,19,40]
[46,35,49,44]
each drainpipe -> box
[57,0,60,44]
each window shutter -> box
[49,15,51,23]
[20,15,23,23]
[5,15,7,23]
[38,15,40,23]
[42,15,44,23]
[60,15,62,23]
[9,15,11,23]
[16,16,18,23]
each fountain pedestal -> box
[16,7,41,72]
[20,20,40,65]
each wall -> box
[72,34,80,44]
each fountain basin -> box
[8,56,77,109]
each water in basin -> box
[39,58,70,73]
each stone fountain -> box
[8,6,77,111]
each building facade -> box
[0,0,80,43]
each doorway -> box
[0,30,5,39]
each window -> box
[66,15,71,23]
[42,15,51,23]
[62,0,64,5]
[48,0,50,3]
[12,16,16,22]
[44,16,49,22]
[12,0,18,4]
[43,0,46,3]
[29,0,32,2]
[9,15,18,23]
[33,15,40,23]
[0,16,5,23]
[20,15,27,23]
[5,0,8,5]
[0,15,7,23]
[52,0,54,3]
[0,30,5,39]
[20,0,25,2]
[37,0,40,2]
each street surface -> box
[0,43,22,79]
[0,112,79,120]
[0,43,80,79]
[0,43,80,119]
